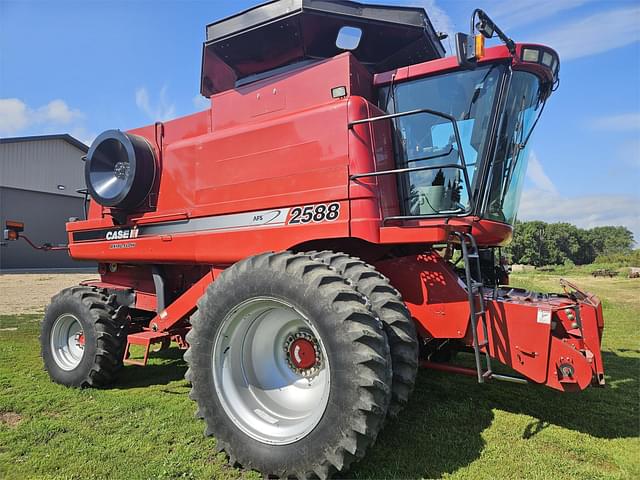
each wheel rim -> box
[50,314,85,371]
[213,297,330,445]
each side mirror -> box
[458,9,515,70]
[477,19,494,39]
[3,220,24,241]
[455,32,481,69]
[336,26,362,51]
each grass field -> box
[1,272,638,479]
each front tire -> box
[41,286,128,388]
[185,252,391,479]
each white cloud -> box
[591,113,640,132]
[135,88,150,113]
[534,6,640,60]
[0,98,30,134]
[519,189,640,243]
[36,99,82,124]
[521,151,639,241]
[0,98,84,137]
[135,86,176,121]
[193,95,210,111]
[490,0,588,30]
[526,151,557,193]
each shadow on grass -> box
[350,349,638,479]
[114,348,188,389]
[486,351,639,439]
[110,347,639,479]
[349,372,494,479]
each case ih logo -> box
[106,227,139,241]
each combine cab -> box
[6,1,605,478]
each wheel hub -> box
[284,331,321,377]
[50,314,85,371]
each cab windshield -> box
[380,64,504,216]
[379,63,546,226]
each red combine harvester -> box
[4,1,605,477]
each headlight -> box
[85,130,156,210]
[520,45,560,82]
[522,48,539,62]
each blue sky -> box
[1,0,639,241]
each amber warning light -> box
[455,9,515,69]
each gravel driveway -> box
[0,273,98,315]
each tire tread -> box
[185,251,391,479]
[309,251,419,418]
[42,286,128,388]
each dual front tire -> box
[185,252,418,478]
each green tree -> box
[543,223,581,265]
[574,228,597,264]
[507,220,547,265]
[588,226,635,256]
[505,221,635,266]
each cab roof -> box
[200,0,446,97]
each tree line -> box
[504,221,636,266]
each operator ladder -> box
[452,231,493,383]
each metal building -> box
[0,134,94,271]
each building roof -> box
[0,134,89,153]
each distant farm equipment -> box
[592,269,619,278]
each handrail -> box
[382,213,466,226]
[348,107,474,223]
[348,108,458,129]
[347,108,469,171]
[350,163,464,181]
[350,163,473,224]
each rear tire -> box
[41,286,128,388]
[309,251,419,418]
[185,252,391,479]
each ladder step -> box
[453,231,493,386]
[126,330,170,344]
[123,331,171,367]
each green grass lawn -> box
[1,273,638,479]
